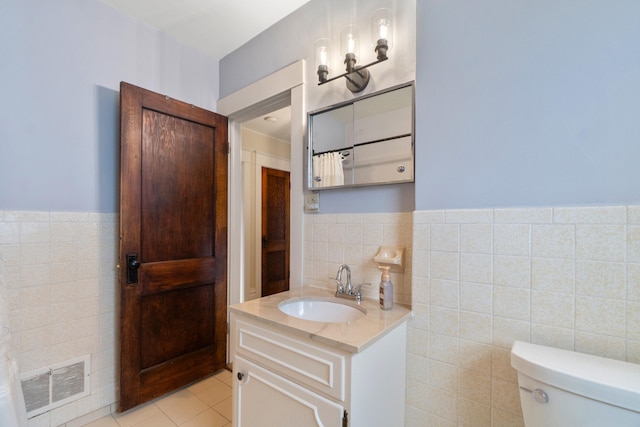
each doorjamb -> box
[217,60,305,308]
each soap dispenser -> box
[378,266,393,310]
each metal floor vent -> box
[21,355,90,418]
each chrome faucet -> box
[335,264,369,303]
[335,264,352,295]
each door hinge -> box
[226,141,230,154]
[342,410,348,427]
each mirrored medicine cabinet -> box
[306,82,414,190]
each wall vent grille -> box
[21,355,90,418]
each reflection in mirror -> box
[354,136,412,185]
[310,104,352,187]
[308,82,414,189]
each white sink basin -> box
[278,297,366,322]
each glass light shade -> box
[340,25,360,58]
[314,38,331,83]
[371,8,393,58]
[314,38,331,68]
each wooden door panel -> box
[139,347,215,403]
[119,82,227,411]
[261,168,290,297]
[140,257,215,295]
[265,173,287,240]
[140,286,214,368]
[263,251,287,296]
[141,109,215,261]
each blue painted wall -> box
[0,0,219,213]
[4,0,640,214]
[415,0,640,210]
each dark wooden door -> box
[261,167,290,297]
[118,82,228,411]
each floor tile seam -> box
[158,401,210,426]
[210,408,232,423]
[190,386,232,409]
[112,403,162,427]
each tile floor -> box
[83,370,232,427]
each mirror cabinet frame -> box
[305,81,415,191]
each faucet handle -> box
[354,283,371,300]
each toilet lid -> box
[511,341,640,413]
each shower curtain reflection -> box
[312,151,345,187]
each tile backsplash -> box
[303,212,413,305]
[407,205,640,426]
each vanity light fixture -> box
[316,8,393,93]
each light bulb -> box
[341,25,359,73]
[341,25,359,57]
[319,47,327,65]
[314,38,331,83]
[371,9,393,61]
[346,34,356,54]
[377,18,389,39]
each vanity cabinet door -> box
[234,356,344,427]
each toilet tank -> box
[511,341,640,427]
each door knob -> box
[126,253,140,284]
[237,371,246,381]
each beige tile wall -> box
[4,205,640,426]
[407,205,640,426]
[303,212,413,305]
[0,211,118,426]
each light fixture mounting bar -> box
[317,57,388,86]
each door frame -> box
[218,60,305,311]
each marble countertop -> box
[229,287,412,353]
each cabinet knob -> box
[237,372,245,381]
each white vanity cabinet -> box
[234,356,345,426]
[230,311,408,427]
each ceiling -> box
[242,106,292,142]
[101,0,311,59]
[101,0,307,142]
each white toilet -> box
[511,341,640,426]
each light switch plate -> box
[304,192,319,213]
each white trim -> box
[255,152,291,172]
[242,150,256,301]
[289,84,305,292]
[217,61,303,119]
[221,60,305,314]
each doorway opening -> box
[217,60,305,312]
[241,107,291,300]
